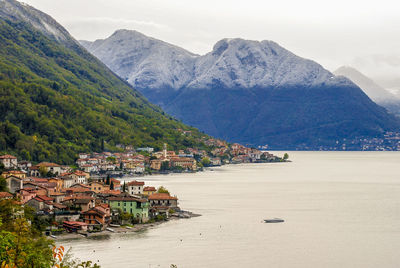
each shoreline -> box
[103,160,290,181]
[54,212,201,241]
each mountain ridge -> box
[81,29,400,149]
[334,66,400,115]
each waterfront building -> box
[148,193,179,209]
[143,186,156,196]
[126,180,144,195]
[108,196,149,223]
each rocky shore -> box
[54,211,200,241]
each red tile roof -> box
[73,170,87,176]
[64,187,92,193]
[0,155,17,159]
[127,180,144,186]
[36,195,54,202]
[111,178,121,185]
[0,192,13,198]
[144,186,156,191]
[30,178,49,183]
[170,157,195,162]
[36,162,60,167]
[108,196,147,202]
[63,221,88,226]
[100,190,121,195]
[2,170,26,174]
[52,203,67,209]
[148,193,178,200]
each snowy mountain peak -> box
[187,37,337,89]
[81,30,354,91]
[0,0,79,49]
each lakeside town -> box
[0,139,286,238]
[258,131,400,151]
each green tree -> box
[0,216,53,267]
[122,181,126,192]
[38,166,48,177]
[283,153,289,160]
[106,157,116,163]
[157,186,170,195]
[110,180,114,190]
[0,20,214,165]
[160,161,170,171]
[106,175,110,185]
[0,176,7,192]
[101,138,105,152]
[201,157,211,167]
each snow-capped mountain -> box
[81,30,400,148]
[81,29,197,90]
[187,38,337,89]
[0,0,80,49]
[82,32,347,91]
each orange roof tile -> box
[148,193,178,200]
[0,155,17,159]
[127,180,144,186]
[36,162,60,167]
[0,192,13,198]
[144,186,156,191]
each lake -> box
[62,152,400,267]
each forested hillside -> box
[0,19,208,164]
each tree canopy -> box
[0,20,211,164]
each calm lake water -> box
[62,152,400,268]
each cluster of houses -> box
[75,143,200,173]
[0,154,179,233]
[0,139,281,233]
[74,140,278,176]
[207,140,280,164]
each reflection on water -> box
[62,152,400,268]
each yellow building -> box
[143,186,156,196]
[1,170,26,179]
[89,181,110,193]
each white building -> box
[126,180,144,195]
[0,155,17,169]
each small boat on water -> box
[264,218,284,223]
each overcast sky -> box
[23,0,400,91]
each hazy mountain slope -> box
[334,66,400,115]
[82,31,400,149]
[80,30,197,95]
[334,66,397,102]
[0,0,210,164]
